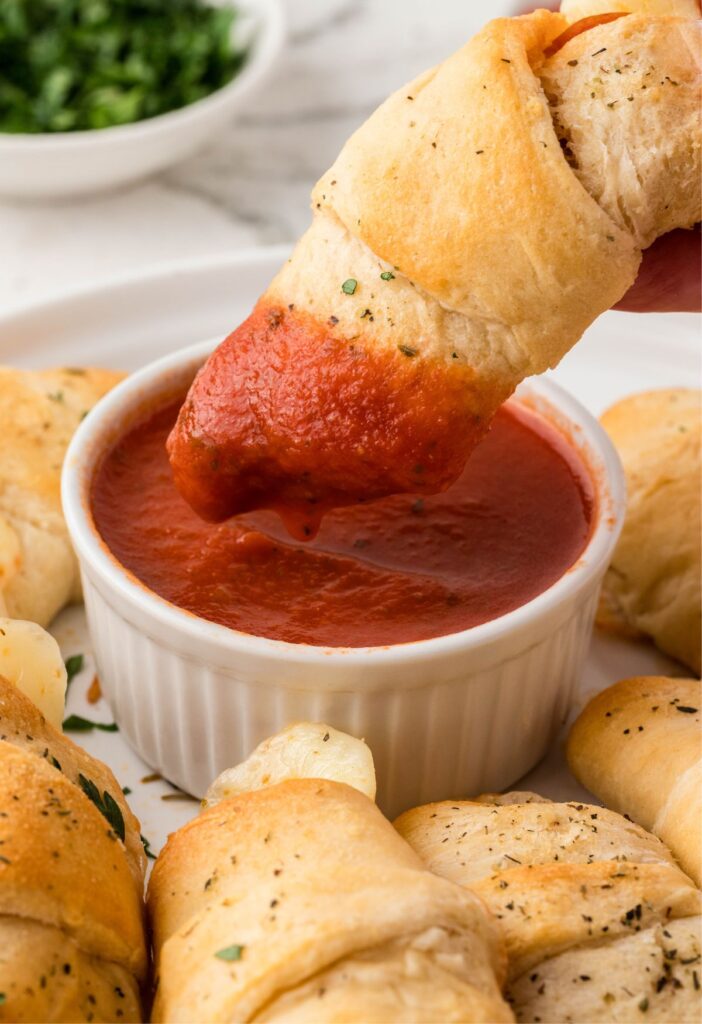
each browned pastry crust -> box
[568,675,702,887]
[0,675,146,1023]
[148,779,513,1023]
[172,6,700,521]
[0,366,123,626]
[396,793,702,1022]
[595,389,701,674]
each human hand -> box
[614,226,702,313]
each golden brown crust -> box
[178,6,700,517]
[508,914,702,1022]
[252,932,508,1024]
[0,675,146,1022]
[148,779,512,1022]
[472,861,699,975]
[0,366,123,626]
[0,673,145,888]
[541,17,702,248]
[561,0,701,20]
[396,794,702,1021]
[312,10,654,376]
[0,744,146,979]
[595,389,701,673]
[0,917,141,1024]
[567,675,702,886]
[395,797,682,885]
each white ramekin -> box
[62,339,625,817]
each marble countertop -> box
[0,0,520,313]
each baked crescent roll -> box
[568,675,702,888]
[0,674,146,1022]
[562,0,701,22]
[0,366,123,626]
[148,722,512,1023]
[595,389,701,674]
[396,792,702,1022]
[168,6,701,536]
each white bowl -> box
[62,340,625,817]
[0,0,284,199]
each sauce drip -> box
[167,303,495,540]
[93,395,594,648]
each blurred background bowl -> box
[0,0,285,200]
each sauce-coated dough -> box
[170,3,701,531]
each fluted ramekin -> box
[62,340,625,817]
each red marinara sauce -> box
[167,303,496,541]
[92,394,594,648]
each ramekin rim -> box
[62,337,626,668]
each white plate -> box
[0,248,696,855]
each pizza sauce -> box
[92,387,594,648]
[167,303,498,542]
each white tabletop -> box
[0,0,519,314]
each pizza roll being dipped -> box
[148,723,513,1023]
[168,3,701,537]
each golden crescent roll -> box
[0,366,123,627]
[396,792,702,1022]
[0,674,146,1023]
[595,389,701,674]
[148,724,512,1023]
[562,0,701,21]
[568,675,702,887]
[168,6,701,536]
[0,671,145,888]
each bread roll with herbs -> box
[148,723,512,1023]
[0,674,146,1023]
[396,793,702,1022]
[169,5,701,536]
[568,675,702,888]
[0,366,123,627]
[595,389,701,674]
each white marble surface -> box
[0,0,520,313]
